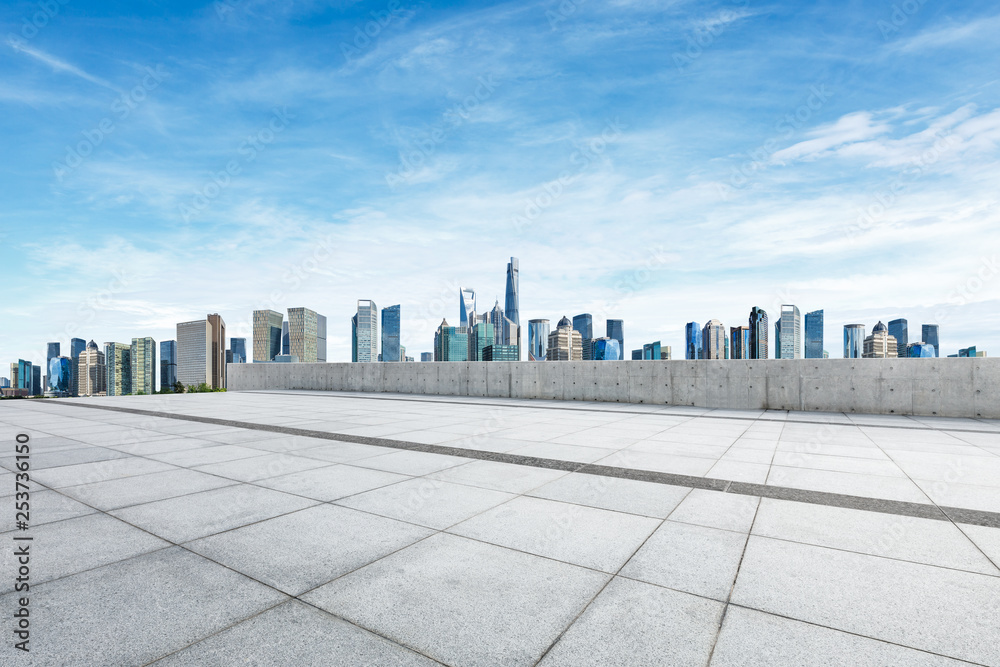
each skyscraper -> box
[489,300,520,359]
[643,341,662,360]
[434,319,468,361]
[46,342,59,389]
[606,319,624,358]
[592,337,622,360]
[470,322,496,361]
[177,315,225,389]
[702,320,727,359]
[863,321,898,358]
[686,322,703,360]
[230,338,247,364]
[459,288,476,329]
[573,314,594,360]
[749,307,769,359]
[730,326,751,360]
[160,340,177,391]
[908,343,935,358]
[131,337,157,395]
[70,337,86,396]
[547,317,583,361]
[352,300,378,362]
[420,352,433,362]
[288,307,321,362]
[47,356,71,395]
[281,322,290,356]
[252,310,283,362]
[922,324,940,358]
[316,315,327,362]
[505,257,519,328]
[77,341,106,396]
[31,365,41,396]
[528,319,550,361]
[844,324,865,359]
[381,305,402,362]
[804,310,824,359]
[776,305,801,359]
[888,319,908,357]
[105,342,132,396]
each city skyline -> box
[3,2,998,370]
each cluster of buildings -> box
[3,262,991,398]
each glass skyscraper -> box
[643,341,662,360]
[381,305,402,362]
[505,257,519,329]
[434,320,469,361]
[316,315,327,362]
[889,319,908,357]
[48,357,71,395]
[844,324,865,359]
[70,337,86,396]
[160,340,177,391]
[804,310,824,359]
[776,305,801,359]
[749,307,769,359]
[131,337,156,395]
[730,326,750,359]
[908,343,935,358]
[573,314,594,360]
[287,308,321,363]
[352,300,379,362]
[230,338,247,364]
[702,320,727,359]
[685,322,703,360]
[252,310,284,362]
[528,319,550,361]
[459,288,476,328]
[106,343,132,396]
[606,319,624,358]
[593,337,622,360]
[922,324,940,358]
[470,322,496,361]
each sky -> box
[2,0,999,370]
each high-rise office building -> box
[592,337,622,360]
[505,256,519,328]
[863,321,898,358]
[459,288,476,329]
[888,319,908,357]
[844,324,865,359]
[230,338,247,364]
[434,319,468,361]
[70,337,86,395]
[749,307,769,359]
[702,320,727,359]
[47,357,71,395]
[470,322,496,361]
[643,341,662,360]
[46,342,59,388]
[528,319,550,361]
[77,341,106,396]
[0,377,8,388]
[160,340,177,391]
[281,322,290,356]
[177,315,226,389]
[420,352,433,362]
[776,305,801,359]
[631,349,643,360]
[685,322,703,360]
[381,305,402,362]
[489,300,520,359]
[31,365,41,396]
[922,324,940,358]
[804,310,824,359]
[16,359,31,391]
[606,319,624,358]
[9,363,18,391]
[316,315,327,362]
[287,307,321,363]
[252,310,284,362]
[352,300,379,362]
[573,314,594,361]
[730,326,751,360]
[483,345,519,361]
[547,317,583,361]
[105,342,132,396]
[131,337,156,395]
[908,343,935,358]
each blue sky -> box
[2,0,999,367]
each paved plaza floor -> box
[2,390,999,665]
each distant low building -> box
[483,344,519,361]
[592,337,621,361]
[907,342,935,358]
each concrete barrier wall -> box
[226,358,1000,418]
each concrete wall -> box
[227,358,1000,419]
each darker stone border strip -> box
[250,390,1000,435]
[55,401,1000,529]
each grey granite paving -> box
[0,392,996,665]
